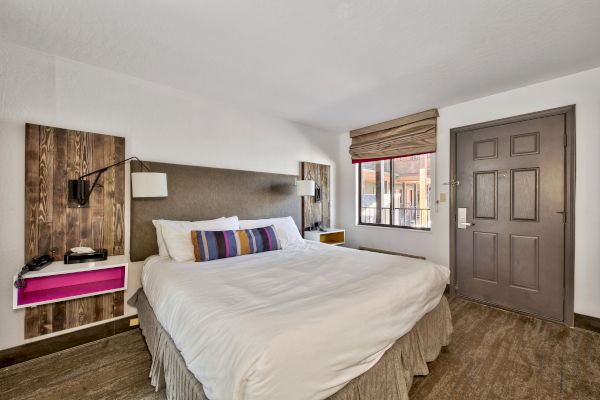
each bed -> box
[128,161,452,400]
[131,240,450,400]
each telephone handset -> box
[27,254,54,271]
[14,254,54,289]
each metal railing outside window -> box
[360,207,431,229]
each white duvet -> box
[142,240,449,400]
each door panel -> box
[474,138,498,160]
[511,168,539,221]
[473,231,498,283]
[456,114,565,321]
[511,132,540,156]
[474,171,497,219]
[509,234,539,291]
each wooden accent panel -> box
[473,171,497,219]
[473,232,498,282]
[24,124,125,261]
[473,138,497,160]
[300,162,331,230]
[511,132,540,156]
[511,168,539,221]
[510,235,539,291]
[24,292,124,339]
[24,124,125,339]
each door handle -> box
[457,207,475,229]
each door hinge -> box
[564,134,568,148]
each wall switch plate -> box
[129,317,139,327]
[439,192,447,202]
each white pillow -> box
[158,217,239,261]
[152,217,224,257]
[239,216,302,248]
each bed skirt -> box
[129,289,452,400]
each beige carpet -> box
[410,297,600,400]
[1,297,598,400]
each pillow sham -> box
[238,216,302,248]
[191,225,281,262]
[160,216,239,261]
[153,217,226,257]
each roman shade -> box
[349,109,439,163]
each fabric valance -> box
[349,109,438,163]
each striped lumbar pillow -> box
[191,225,281,262]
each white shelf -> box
[20,255,129,278]
[304,228,346,246]
[13,255,129,309]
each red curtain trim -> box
[351,151,434,164]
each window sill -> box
[354,223,432,234]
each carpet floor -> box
[1,297,598,400]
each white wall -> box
[337,66,600,319]
[0,41,338,350]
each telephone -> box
[14,254,54,289]
[26,254,54,271]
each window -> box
[358,153,432,230]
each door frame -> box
[449,105,576,326]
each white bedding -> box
[142,240,449,400]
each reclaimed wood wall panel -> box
[24,292,124,339]
[301,162,331,231]
[24,123,125,339]
[24,124,125,261]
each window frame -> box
[357,154,433,231]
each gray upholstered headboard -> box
[130,161,300,261]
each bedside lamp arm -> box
[75,156,150,204]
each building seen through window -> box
[359,153,432,230]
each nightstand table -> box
[13,256,128,309]
[304,228,345,246]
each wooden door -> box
[455,114,566,321]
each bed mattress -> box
[142,240,449,400]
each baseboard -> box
[0,315,138,368]
[574,313,600,334]
[359,246,426,260]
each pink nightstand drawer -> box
[15,265,126,308]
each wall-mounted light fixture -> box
[296,179,321,202]
[296,179,323,231]
[296,180,315,197]
[68,157,168,208]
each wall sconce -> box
[68,156,167,207]
[296,180,315,197]
[131,172,168,198]
[296,179,323,231]
[296,179,321,202]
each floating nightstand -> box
[304,229,345,246]
[13,256,128,309]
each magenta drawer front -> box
[17,266,126,307]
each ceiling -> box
[1,0,600,131]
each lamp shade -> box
[131,172,168,198]
[296,180,315,196]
